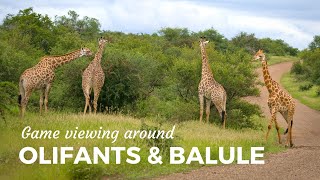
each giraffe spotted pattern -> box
[198,37,227,128]
[19,48,92,118]
[82,37,108,114]
[254,49,295,147]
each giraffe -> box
[254,49,295,147]
[18,47,93,118]
[198,37,227,128]
[82,37,108,114]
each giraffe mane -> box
[44,49,80,58]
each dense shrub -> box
[0,8,301,130]
[299,83,313,91]
[291,61,304,75]
[0,82,18,117]
[317,87,320,96]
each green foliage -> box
[0,8,301,130]
[308,35,320,50]
[3,8,55,54]
[259,38,298,56]
[281,73,320,111]
[291,61,304,75]
[230,32,261,54]
[158,27,194,47]
[299,83,313,91]
[140,123,174,156]
[230,33,298,56]
[297,48,320,84]
[69,163,105,180]
[196,28,229,51]
[223,99,263,130]
[54,10,101,40]
[0,82,18,116]
[317,87,320,96]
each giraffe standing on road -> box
[198,37,227,128]
[19,47,92,118]
[82,37,108,114]
[254,49,295,147]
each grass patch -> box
[0,113,284,179]
[267,56,299,66]
[252,56,299,69]
[281,73,320,110]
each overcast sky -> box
[0,0,319,49]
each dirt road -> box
[158,62,320,179]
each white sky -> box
[0,0,319,49]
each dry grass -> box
[0,113,283,179]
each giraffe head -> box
[253,49,266,61]
[199,36,209,47]
[80,47,93,57]
[98,37,108,46]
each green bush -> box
[291,61,304,75]
[299,83,313,91]
[0,81,18,113]
[316,87,320,96]
[0,8,286,130]
[140,123,175,157]
[225,99,263,130]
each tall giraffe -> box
[82,37,108,114]
[19,47,92,118]
[198,37,227,128]
[254,49,295,147]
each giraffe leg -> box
[213,101,225,128]
[93,87,102,114]
[289,120,293,147]
[274,119,281,144]
[266,109,276,141]
[39,88,45,115]
[286,112,294,147]
[44,84,51,113]
[222,110,226,129]
[280,111,289,134]
[83,88,90,115]
[222,96,227,129]
[199,94,204,122]
[217,107,224,128]
[205,99,211,123]
[21,90,32,118]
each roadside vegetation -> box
[0,8,303,179]
[283,36,320,110]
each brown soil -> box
[156,62,320,179]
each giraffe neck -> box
[261,60,274,93]
[48,49,83,69]
[200,44,213,79]
[93,43,106,65]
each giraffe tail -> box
[284,121,293,135]
[18,95,22,105]
[221,110,225,123]
[18,79,25,106]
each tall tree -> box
[2,8,55,54]
[309,35,320,50]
